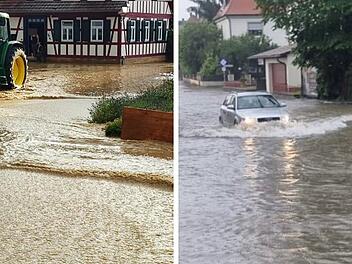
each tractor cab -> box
[0,13,10,42]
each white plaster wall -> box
[60,44,66,55]
[216,18,231,39]
[47,44,55,55]
[76,45,81,56]
[263,20,289,47]
[97,45,104,56]
[286,53,301,87]
[83,45,88,56]
[67,44,73,55]
[10,17,24,42]
[217,16,288,46]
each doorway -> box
[25,17,47,60]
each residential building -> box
[249,45,317,97]
[0,0,173,63]
[214,0,288,46]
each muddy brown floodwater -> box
[0,62,173,263]
[180,82,352,264]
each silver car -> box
[219,91,289,126]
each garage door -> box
[272,63,287,93]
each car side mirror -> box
[280,103,287,107]
[227,104,235,110]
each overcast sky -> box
[179,0,193,20]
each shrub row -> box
[89,79,173,124]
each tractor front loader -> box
[0,12,27,89]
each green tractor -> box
[0,12,27,89]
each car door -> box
[220,95,231,124]
[221,95,236,125]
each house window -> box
[157,20,163,41]
[91,20,104,42]
[144,20,150,42]
[130,20,136,42]
[248,22,263,36]
[61,20,73,42]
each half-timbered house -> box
[0,0,173,63]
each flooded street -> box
[180,82,352,264]
[1,62,172,99]
[0,170,172,264]
[0,62,173,263]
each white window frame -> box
[61,20,74,42]
[247,22,263,36]
[130,20,136,42]
[163,19,168,41]
[91,20,104,42]
[157,20,163,41]
[144,20,150,42]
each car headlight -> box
[282,115,289,123]
[244,117,257,125]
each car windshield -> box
[237,95,280,109]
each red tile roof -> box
[215,0,261,20]
[0,0,127,15]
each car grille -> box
[257,117,280,123]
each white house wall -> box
[215,17,231,39]
[286,54,302,88]
[263,20,288,47]
[9,17,24,42]
[217,15,288,46]
[7,0,173,62]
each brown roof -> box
[248,45,294,59]
[0,0,127,15]
[215,0,261,20]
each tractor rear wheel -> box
[5,47,27,89]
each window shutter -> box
[162,20,167,41]
[141,20,146,42]
[74,20,81,42]
[136,20,141,42]
[104,19,111,43]
[53,20,61,41]
[127,20,131,42]
[81,20,90,42]
[149,20,154,42]
[153,20,158,41]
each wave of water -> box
[180,114,352,139]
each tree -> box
[219,34,277,77]
[200,53,221,77]
[256,0,352,99]
[180,22,222,75]
[189,0,222,21]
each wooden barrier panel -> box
[121,107,173,143]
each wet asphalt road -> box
[180,82,352,264]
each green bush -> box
[199,53,220,78]
[89,79,173,124]
[105,118,123,137]
[180,21,222,75]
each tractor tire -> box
[4,46,27,89]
